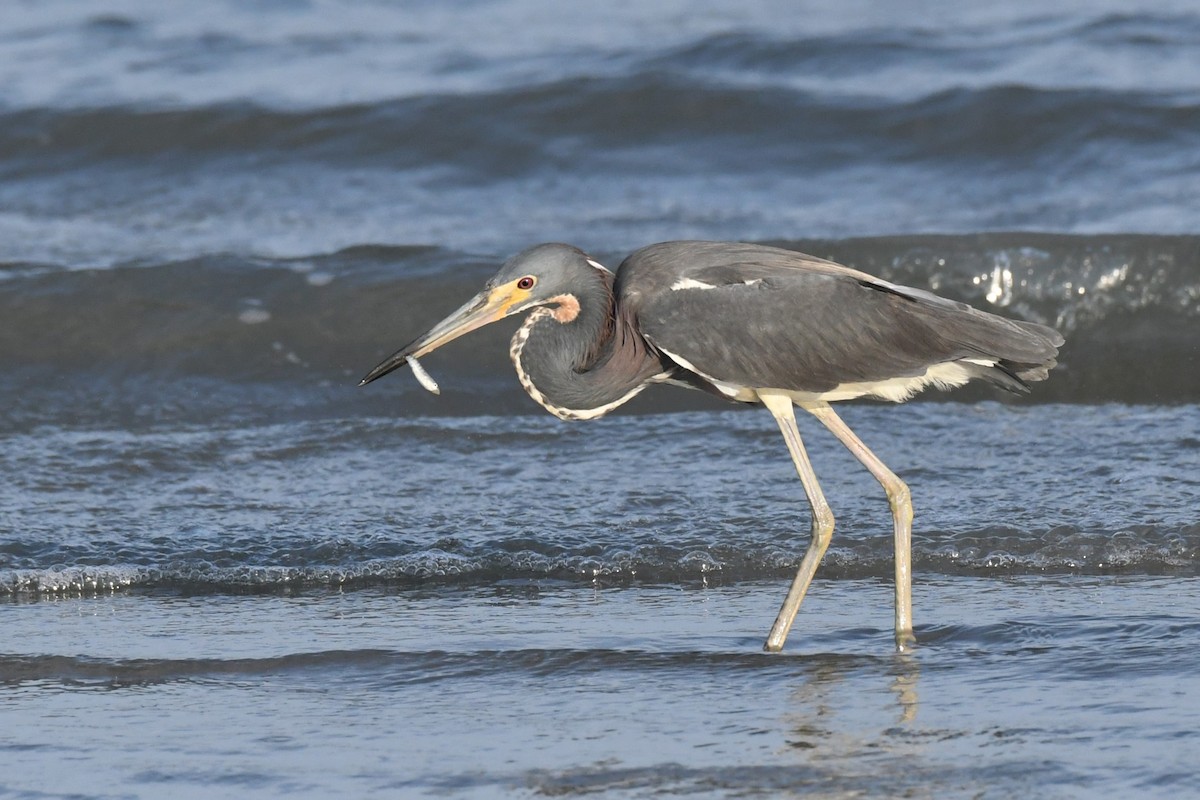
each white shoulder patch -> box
[670,277,718,291]
[655,345,756,401]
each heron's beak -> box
[358,279,533,386]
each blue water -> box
[3,1,1200,265]
[2,1,1200,797]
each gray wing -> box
[618,241,1062,394]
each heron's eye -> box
[517,276,536,290]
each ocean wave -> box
[5,3,1200,109]
[3,79,1197,173]
[2,523,1195,597]
[0,647,823,689]
[3,74,1197,263]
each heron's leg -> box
[805,402,915,651]
[758,391,835,653]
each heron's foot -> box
[895,628,917,653]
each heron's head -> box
[359,243,611,386]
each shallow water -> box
[5,577,1200,798]
[3,405,1199,797]
[2,404,1199,595]
[3,1,1200,797]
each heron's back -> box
[617,241,1063,400]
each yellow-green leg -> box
[806,402,915,651]
[759,391,835,653]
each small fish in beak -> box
[407,356,440,395]
[358,275,540,390]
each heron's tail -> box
[956,317,1064,394]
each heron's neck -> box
[510,273,665,420]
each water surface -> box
[3,1,1199,797]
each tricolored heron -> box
[360,241,1063,652]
